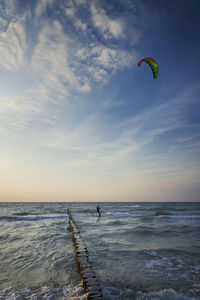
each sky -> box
[0,0,200,202]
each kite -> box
[138,57,159,79]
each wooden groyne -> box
[67,208,103,300]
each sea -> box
[0,202,200,300]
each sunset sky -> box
[0,0,200,202]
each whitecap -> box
[124,205,140,208]
[0,284,88,300]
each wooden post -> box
[67,208,103,300]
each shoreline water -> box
[1,202,200,299]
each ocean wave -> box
[0,215,68,222]
[134,225,154,235]
[110,212,138,217]
[155,209,171,216]
[0,283,87,300]
[102,286,199,300]
[109,212,154,217]
[135,288,199,300]
[13,211,44,216]
[124,205,140,208]
[77,209,97,214]
[167,215,200,219]
[104,210,200,220]
[36,205,64,209]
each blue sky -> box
[0,0,199,202]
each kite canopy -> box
[138,57,159,79]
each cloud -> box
[0,17,9,31]
[75,44,136,84]
[0,0,138,136]
[31,20,72,96]
[33,2,136,96]
[0,95,41,113]
[64,5,76,18]
[93,46,133,70]
[75,19,87,31]
[61,0,138,83]
[35,0,54,18]
[0,14,27,70]
[39,84,200,179]
[1,119,30,132]
[0,0,17,30]
[90,2,124,39]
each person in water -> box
[97,205,101,217]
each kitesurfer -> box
[97,205,101,217]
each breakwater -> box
[67,209,103,300]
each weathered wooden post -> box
[67,208,103,299]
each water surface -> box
[0,202,200,299]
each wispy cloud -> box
[0,0,139,93]
[75,44,135,84]
[90,2,124,39]
[0,0,199,201]
[35,0,54,18]
[0,14,27,70]
[39,83,200,184]
[0,0,17,31]
[31,20,73,97]
[0,0,139,134]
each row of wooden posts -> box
[67,208,103,300]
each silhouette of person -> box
[97,205,101,217]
